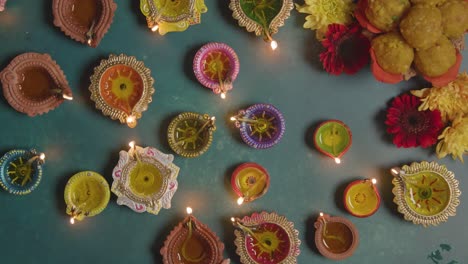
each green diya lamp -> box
[313,120,352,164]
[64,171,110,224]
[314,213,359,260]
[344,179,381,218]
[140,0,207,34]
[390,161,461,227]
[160,207,229,264]
[0,149,45,195]
[167,112,216,158]
[231,163,270,205]
[231,212,301,264]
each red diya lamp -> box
[343,179,381,218]
[314,213,359,260]
[231,163,270,205]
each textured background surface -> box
[0,0,467,263]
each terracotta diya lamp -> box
[390,161,461,227]
[111,142,179,215]
[193,42,240,99]
[0,149,45,195]
[89,54,155,128]
[313,120,352,164]
[64,171,110,224]
[0,0,7,12]
[314,213,359,260]
[231,104,285,149]
[344,179,381,218]
[167,112,216,158]
[229,0,294,50]
[0,53,73,116]
[231,212,301,264]
[231,163,270,205]
[53,0,117,47]
[140,0,207,34]
[161,207,229,264]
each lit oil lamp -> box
[0,149,45,195]
[344,178,380,217]
[231,163,270,205]
[314,213,359,260]
[313,120,352,164]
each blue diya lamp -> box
[230,104,285,149]
[0,149,45,195]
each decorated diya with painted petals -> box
[231,104,285,149]
[229,0,294,49]
[89,54,154,128]
[161,209,229,264]
[167,112,216,158]
[64,171,110,222]
[232,212,301,264]
[111,143,179,215]
[231,163,270,204]
[344,179,381,218]
[390,161,461,227]
[140,0,207,34]
[53,0,117,47]
[0,53,73,116]
[314,120,352,163]
[193,42,240,99]
[0,149,45,195]
[314,213,359,260]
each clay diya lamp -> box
[0,53,73,116]
[313,120,352,164]
[193,42,240,99]
[111,142,179,215]
[0,0,7,12]
[53,0,117,47]
[231,211,301,264]
[140,0,207,34]
[229,0,294,50]
[161,207,229,264]
[64,171,110,224]
[344,179,381,217]
[89,54,155,128]
[390,161,461,227]
[314,213,359,260]
[230,104,285,149]
[0,149,45,195]
[231,163,270,205]
[167,112,216,158]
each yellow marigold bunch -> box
[411,72,468,123]
[296,0,356,39]
[436,114,468,162]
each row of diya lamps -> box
[0,0,290,50]
[0,136,462,262]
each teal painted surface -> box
[0,0,467,263]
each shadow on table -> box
[157,112,180,153]
[128,0,148,28]
[183,44,203,85]
[304,213,321,256]
[219,215,241,263]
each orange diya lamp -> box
[343,178,381,217]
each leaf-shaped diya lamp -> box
[193,43,240,99]
[231,162,270,205]
[89,54,155,128]
[53,0,117,47]
[140,0,207,34]
[231,212,301,264]
[64,171,110,224]
[111,142,179,215]
[344,179,380,218]
[314,213,359,260]
[167,112,216,158]
[229,0,294,49]
[161,208,228,264]
[230,104,285,149]
[313,120,352,164]
[0,149,45,195]
[0,53,73,116]
[390,161,461,227]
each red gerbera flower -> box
[385,94,444,148]
[320,23,370,75]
